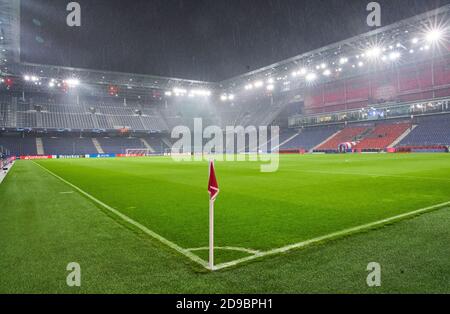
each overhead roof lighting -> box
[389,51,401,61]
[64,78,80,87]
[254,81,264,88]
[366,47,382,59]
[323,69,331,76]
[305,72,317,82]
[426,29,443,43]
[266,84,274,91]
[339,57,348,65]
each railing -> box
[289,97,450,128]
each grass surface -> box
[0,154,449,293]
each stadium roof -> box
[1,1,450,98]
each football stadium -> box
[0,0,449,296]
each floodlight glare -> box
[306,73,317,82]
[366,47,382,59]
[65,78,80,87]
[339,57,348,65]
[426,29,443,43]
[389,51,401,61]
[323,69,331,76]
[254,81,264,88]
[266,84,274,91]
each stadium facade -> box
[1,1,450,159]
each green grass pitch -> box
[0,154,449,293]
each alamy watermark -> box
[170,118,280,173]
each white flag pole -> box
[209,198,214,271]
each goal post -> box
[125,148,152,156]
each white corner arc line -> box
[32,161,209,269]
[187,246,261,255]
[32,161,450,272]
[213,200,450,270]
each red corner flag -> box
[208,160,219,201]
[207,160,219,270]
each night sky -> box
[20,0,450,82]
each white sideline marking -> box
[187,246,261,255]
[32,161,450,271]
[32,161,209,269]
[59,191,74,194]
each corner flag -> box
[208,160,219,201]
[208,160,219,270]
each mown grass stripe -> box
[33,161,210,270]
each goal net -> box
[125,148,152,156]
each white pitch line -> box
[32,161,209,269]
[31,161,450,272]
[187,246,261,255]
[213,200,450,270]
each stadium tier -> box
[278,126,340,151]
[398,114,450,147]
[354,123,411,151]
[0,134,170,156]
[314,126,369,152]
[0,96,170,132]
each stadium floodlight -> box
[426,29,443,43]
[412,37,419,44]
[339,57,348,65]
[266,84,274,91]
[64,78,80,87]
[48,81,55,88]
[220,94,228,101]
[164,91,172,97]
[173,88,187,96]
[299,68,307,75]
[23,75,31,81]
[190,89,211,97]
[254,81,264,88]
[323,69,331,76]
[389,51,401,61]
[358,61,364,67]
[228,94,235,101]
[409,49,415,54]
[305,72,317,82]
[245,84,253,90]
[320,63,327,69]
[267,78,274,84]
[366,47,382,59]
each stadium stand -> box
[0,135,38,156]
[315,126,369,152]
[354,122,411,151]
[96,137,148,155]
[42,137,99,155]
[397,114,450,146]
[278,126,340,151]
